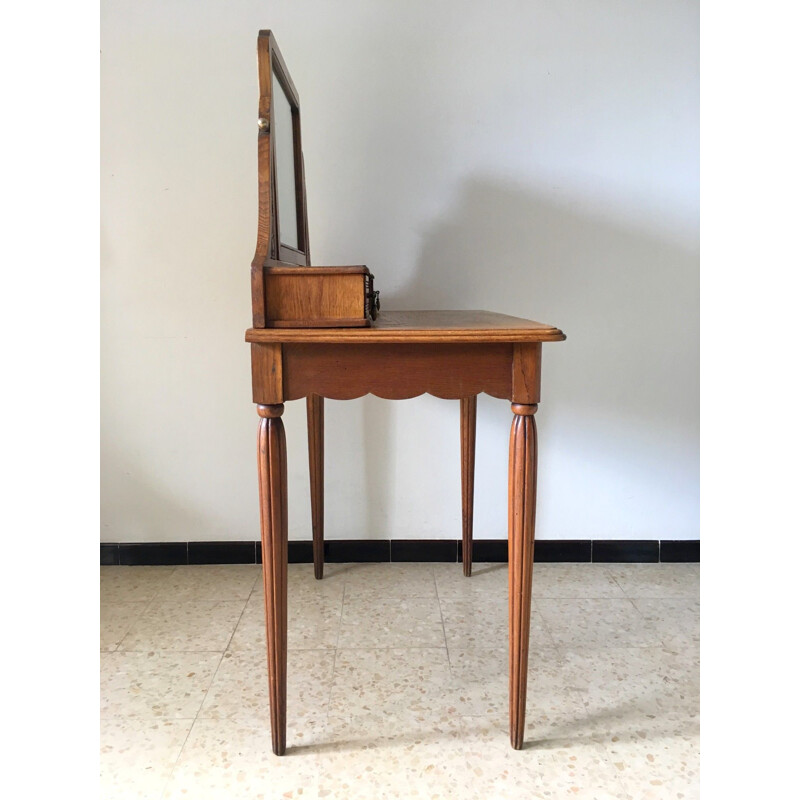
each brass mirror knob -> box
[257,117,269,131]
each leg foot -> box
[508,403,538,750]
[257,404,288,755]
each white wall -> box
[101,0,698,544]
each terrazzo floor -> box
[100,561,699,799]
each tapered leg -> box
[306,394,325,579]
[508,403,538,750]
[460,396,477,576]
[257,403,288,756]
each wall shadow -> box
[394,176,698,422]
[359,176,698,538]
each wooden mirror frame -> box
[251,30,312,326]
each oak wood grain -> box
[268,317,370,329]
[512,343,542,404]
[247,31,566,757]
[247,310,566,344]
[306,395,324,580]
[253,30,314,327]
[264,269,367,325]
[251,343,283,405]
[281,343,513,401]
[251,33,274,326]
[257,403,288,755]
[508,403,538,750]
[461,396,477,577]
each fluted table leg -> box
[257,403,288,756]
[508,402,538,750]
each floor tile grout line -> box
[157,713,198,800]
[150,571,202,800]
[100,565,697,797]
[222,595,253,655]
[113,591,164,650]
[324,583,347,727]
[161,567,239,799]
[106,602,149,653]
[434,565,452,670]
[112,649,232,655]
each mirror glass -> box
[273,72,299,249]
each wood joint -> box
[511,342,542,404]
[257,403,285,418]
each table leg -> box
[508,402,538,749]
[306,394,325,579]
[257,403,288,755]
[460,396,476,576]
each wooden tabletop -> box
[245,310,566,344]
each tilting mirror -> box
[272,72,299,251]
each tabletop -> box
[245,310,566,344]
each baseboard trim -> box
[101,539,699,566]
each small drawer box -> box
[263,265,379,328]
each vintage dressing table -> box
[246,31,566,755]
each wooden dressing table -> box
[246,31,565,755]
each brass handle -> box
[257,117,269,131]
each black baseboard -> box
[593,540,660,563]
[189,541,257,565]
[324,539,391,562]
[534,540,594,563]
[255,541,315,564]
[101,539,699,566]
[660,540,701,562]
[394,539,457,562]
[118,543,188,566]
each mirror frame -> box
[254,30,310,269]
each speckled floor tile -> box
[119,599,246,652]
[561,646,699,716]
[162,717,325,800]
[338,596,445,648]
[660,634,700,657]
[537,598,662,649]
[531,564,627,599]
[101,602,148,651]
[538,738,635,800]
[564,705,699,744]
[433,562,509,599]
[605,722,700,799]
[327,648,454,735]
[98,561,700,799]
[448,646,586,719]
[342,562,437,599]
[153,564,260,601]
[254,562,351,600]
[100,650,223,719]
[100,717,193,800]
[100,566,176,602]
[316,718,467,800]
[605,564,699,599]
[199,649,334,725]
[440,595,553,649]
[459,715,632,800]
[287,595,344,650]
[224,595,265,651]
[631,598,700,647]
[228,592,343,652]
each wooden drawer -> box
[263,265,379,328]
